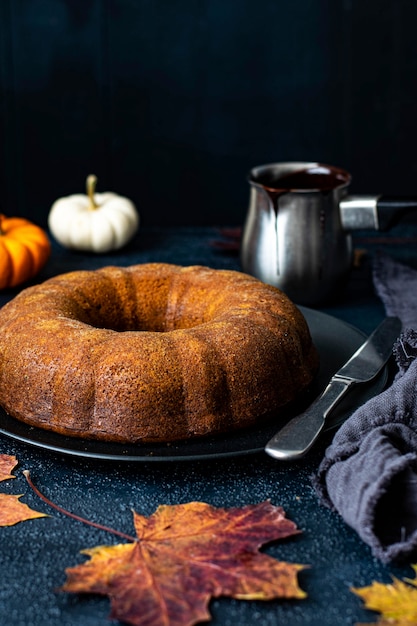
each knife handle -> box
[265,377,352,461]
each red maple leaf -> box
[62,500,306,626]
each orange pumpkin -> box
[0,214,51,289]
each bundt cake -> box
[0,263,318,443]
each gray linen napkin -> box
[313,255,417,562]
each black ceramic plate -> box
[0,308,387,462]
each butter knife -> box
[265,316,402,461]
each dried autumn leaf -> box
[0,454,17,481]
[62,500,306,626]
[352,564,417,626]
[0,493,48,526]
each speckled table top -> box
[0,224,416,626]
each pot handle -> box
[340,195,417,231]
[376,196,417,230]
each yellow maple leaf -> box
[0,454,17,481]
[352,565,417,625]
[0,493,48,526]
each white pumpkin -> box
[48,175,139,253]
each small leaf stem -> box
[86,174,98,210]
[23,470,136,542]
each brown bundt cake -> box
[0,263,318,442]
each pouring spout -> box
[340,194,417,231]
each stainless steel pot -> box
[241,161,417,305]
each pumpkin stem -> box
[86,174,98,210]
[0,214,4,235]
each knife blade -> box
[265,316,402,461]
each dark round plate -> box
[0,308,387,462]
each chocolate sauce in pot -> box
[252,165,351,193]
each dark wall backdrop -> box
[1,0,417,228]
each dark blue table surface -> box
[1,224,416,626]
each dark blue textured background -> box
[1,0,417,227]
[1,1,417,622]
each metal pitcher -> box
[241,161,417,306]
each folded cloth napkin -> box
[313,254,417,563]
